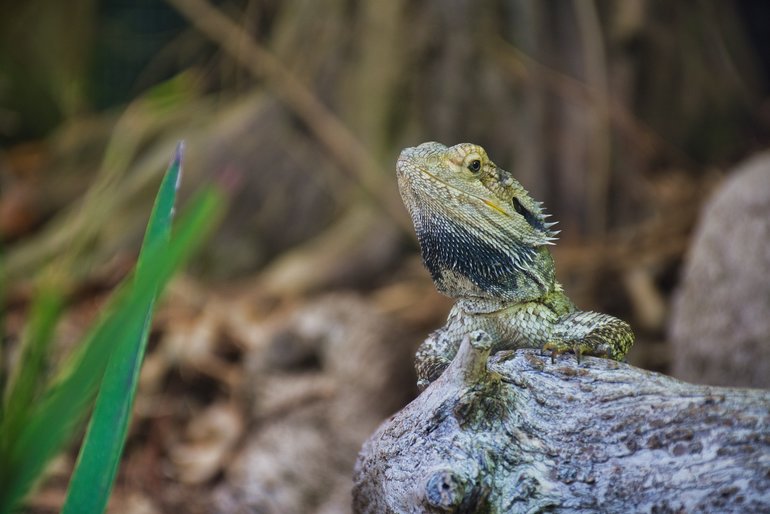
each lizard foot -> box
[548,311,635,362]
[542,340,609,364]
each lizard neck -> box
[455,279,574,316]
[454,297,513,314]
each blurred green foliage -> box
[0,145,224,513]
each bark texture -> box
[353,334,770,513]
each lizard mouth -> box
[396,149,421,179]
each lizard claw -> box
[542,341,591,365]
[542,341,566,364]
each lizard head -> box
[397,142,557,302]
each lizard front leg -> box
[543,310,634,362]
[415,329,457,390]
[415,305,490,390]
[415,302,634,389]
[413,286,562,390]
[414,301,553,390]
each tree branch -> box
[354,336,770,513]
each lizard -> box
[397,141,634,390]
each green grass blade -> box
[0,184,224,514]
[61,142,184,514]
[139,142,184,254]
[0,251,5,396]
[0,287,63,453]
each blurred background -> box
[2,0,770,512]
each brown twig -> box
[491,37,695,169]
[165,0,412,233]
[574,0,611,235]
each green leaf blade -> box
[1,288,64,453]
[62,142,183,514]
[0,187,223,514]
[0,140,224,514]
[140,141,184,254]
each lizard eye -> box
[467,159,481,173]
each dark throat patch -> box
[414,210,552,302]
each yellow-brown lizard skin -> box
[397,142,634,389]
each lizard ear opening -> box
[511,197,528,217]
[512,197,545,232]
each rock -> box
[212,294,416,513]
[670,152,770,387]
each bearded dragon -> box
[397,142,634,389]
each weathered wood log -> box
[353,332,770,513]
